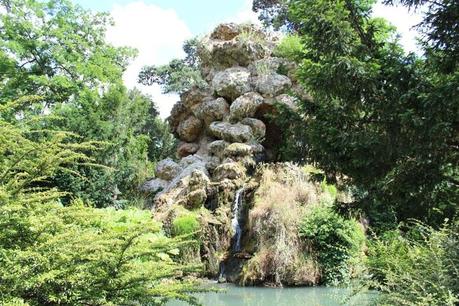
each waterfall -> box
[231,187,244,253]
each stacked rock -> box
[143,23,300,210]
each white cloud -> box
[373,1,423,53]
[106,1,192,118]
[231,0,260,25]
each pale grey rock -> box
[155,158,181,181]
[209,121,253,143]
[212,67,251,101]
[229,92,264,121]
[193,97,229,124]
[255,73,292,97]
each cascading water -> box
[231,187,244,253]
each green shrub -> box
[273,34,305,62]
[172,213,201,236]
[300,204,366,284]
[368,222,459,305]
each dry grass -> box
[241,164,323,286]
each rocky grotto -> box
[141,23,348,286]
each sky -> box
[73,0,423,118]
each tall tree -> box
[254,0,458,227]
[0,0,176,207]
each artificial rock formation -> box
[142,23,306,283]
[143,23,300,211]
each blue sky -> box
[72,0,422,118]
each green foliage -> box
[0,203,202,306]
[273,34,304,61]
[0,0,135,106]
[172,213,201,237]
[0,104,202,306]
[255,0,459,227]
[0,0,176,207]
[300,204,366,284]
[139,38,207,94]
[368,222,459,305]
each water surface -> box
[167,283,376,306]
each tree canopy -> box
[254,0,458,227]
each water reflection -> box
[167,284,377,306]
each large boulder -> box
[209,121,253,143]
[255,73,292,97]
[229,92,264,121]
[155,158,181,181]
[177,115,203,142]
[212,67,251,101]
[193,97,230,124]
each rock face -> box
[212,67,252,101]
[142,22,303,284]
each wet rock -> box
[229,92,264,121]
[209,121,253,143]
[177,142,200,158]
[241,118,266,139]
[193,97,229,124]
[212,67,251,101]
[255,73,292,97]
[155,158,181,181]
[177,115,203,142]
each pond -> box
[167,283,377,306]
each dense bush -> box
[368,222,459,305]
[300,204,366,285]
[172,213,201,236]
[0,106,202,306]
[0,203,202,306]
[273,34,304,62]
